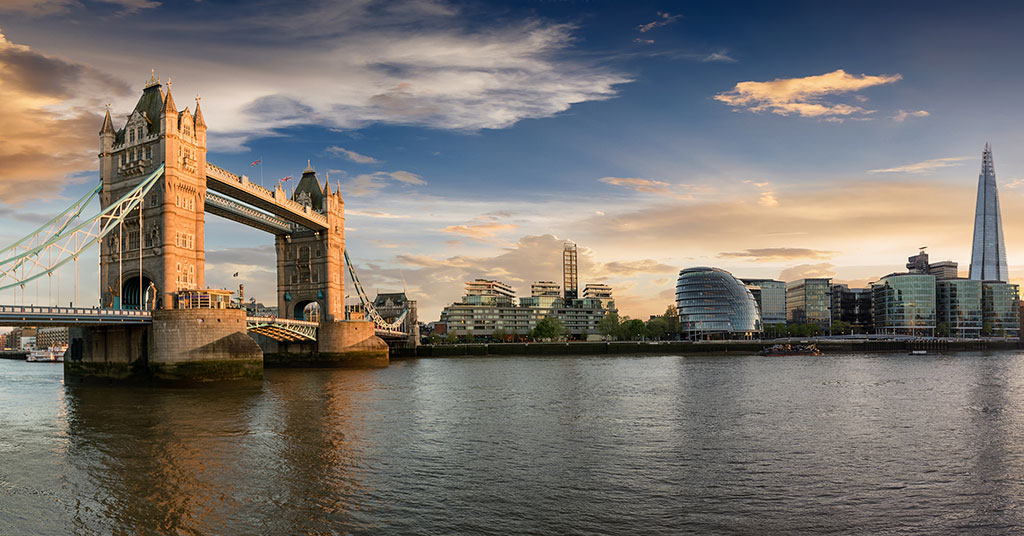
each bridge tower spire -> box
[98,76,208,309]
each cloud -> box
[598,177,693,200]
[0,0,160,16]
[1005,179,1024,189]
[744,179,779,206]
[0,30,131,203]
[634,38,655,45]
[893,109,929,122]
[719,248,838,262]
[326,146,380,164]
[346,210,410,219]
[702,51,736,63]
[637,12,682,33]
[441,222,519,239]
[778,263,838,282]
[713,69,903,119]
[601,259,676,275]
[869,156,969,174]
[345,170,426,196]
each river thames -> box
[3,352,1024,534]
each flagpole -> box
[260,156,263,188]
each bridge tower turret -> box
[275,163,346,321]
[98,74,207,309]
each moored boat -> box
[759,343,822,357]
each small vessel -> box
[26,346,66,363]
[759,343,822,357]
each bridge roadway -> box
[0,306,406,341]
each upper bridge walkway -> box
[206,163,327,233]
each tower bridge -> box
[0,75,415,382]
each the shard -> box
[969,143,1009,281]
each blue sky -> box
[3,0,1024,319]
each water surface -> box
[2,352,1024,534]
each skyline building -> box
[563,241,578,300]
[676,267,761,340]
[786,278,832,328]
[741,279,787,325]
[969,143,1009,282]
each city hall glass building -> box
[676,267,761,339]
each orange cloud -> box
[714,69,903,118]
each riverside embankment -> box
[393,338,1016,358]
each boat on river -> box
[759,344,822,357]
[27,346,66,363]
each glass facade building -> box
[871,274,936,336]
[982,282,1020,337]
[969,144,1009,282]
[830,284,873,332]
[786,278,832,328]
[676,267,761,339]
[742,279,787,325]
[936,279,982,338]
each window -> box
[129,130,135,143]
[137,128,143,141]
[120,153,125,165]
[149,194,158,207]
[145,146,151,160]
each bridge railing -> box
[0,306,152,318]
[246,316,319,327]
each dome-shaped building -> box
[675,267,762,339]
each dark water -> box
[3,353,1024,535]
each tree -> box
[492,328,508,342]
[936,322,950,338]
[531,316,567,340]
[646,316,669,340]
[598,311,621,340]
[444,332,458,345]
[663,305,681,338]
[806,323,823,337]
[621,318,648,340]
[982,320,993,336]
[428,333,441,345]
[831,320,852,336]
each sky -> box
[3,0,1024,322]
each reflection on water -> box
[3,353,1024,534]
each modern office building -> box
[440,278,614,339]
[929,261,959,280]
[871,273,936,336]
[830,284,873,332]
[742,278,787,324]
[786,278,832,328]
[463,279,516,306]
[676,267,761,339]
[969,143,1009,282]
[36,327,69,349]
[936,279,983,338]
[907,248,959,280]
[582,283,614,308]
[982,281,1020,337]
[563,241,579,300]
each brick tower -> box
[275,162,346,321]
[98,74,207,309]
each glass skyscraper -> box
[742,279,787,324]
[981,282,1020,337]
[969,143,1009,282]
[786,278,831,328]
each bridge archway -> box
[122,275,155,310]
[294,300,321,323]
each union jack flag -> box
[281,176,292,182]
[250,159,261,166]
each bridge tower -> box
[98,75,207,309]
[275,163,345,321]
